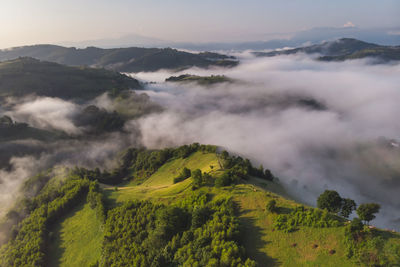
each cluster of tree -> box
[315,190,395,265]
[217,150,274,186]
[317,190,380,224]
[220,150,274,181]
[0,178,91,266]
[73,105,125,134]
[273,205,342,233]
[344,217,400,266]
[172,150,276,189]
[2,171,65,241]
[215,169,241,187]
[173,167,214,189]
[191,169,213,189]
[173,167,191,183]
[100,192,256,266]
[87,182,106,222]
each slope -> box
[103,148,400,266]
[48,202,103,267]
[3,145,400,266]
[0,57,140,99]
[106,150,222,202]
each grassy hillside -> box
[103,150,400,266]
[0,45,238,72]
[105,151,222,202]
[48,202,103,267]
[2,144,399,266]
[0,57,140,99]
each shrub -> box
[273,206,342,233]
[173,167,191,184]
[266,200,277,213]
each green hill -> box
[0,45,238,72]
[1,144,399,266]
[254,38,400,63]
[0,115,64,142]
[0,57,140,99]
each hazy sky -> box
[1,0,399,48]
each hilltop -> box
[254,38,400,62]
[0,57,140,100]
[0,45,238,72]
[1,144,398,266]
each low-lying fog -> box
[133,54,400,230]
[1,53,399,231]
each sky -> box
[0,0,399,48]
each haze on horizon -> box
[1,0,399,49]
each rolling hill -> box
[0,115,64,143]
[0,57,140,100]
[1,144,399,266]
[0,45,238,72]
[253,38,400,62]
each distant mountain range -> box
[253,38,400,62]
[56,27,400,51]
[0,45,237,73]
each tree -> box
[266,200,277,213]
[221,150,229,159]
[357,203,380,225]
[202,172,213,185]
[181,167,191,179]
[215,172,231,187]
[173,168,191,183]
[192,169,202,187]
[264,169,273,181]
[317,190,342,213]
[340,198,357,218]
[348,217,364,234]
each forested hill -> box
[0,57,140,99]
[0,45,238,72]
[253,38,400,62]
[1,143,399,266]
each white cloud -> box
[6,97,80,134]
[136,54,400,230]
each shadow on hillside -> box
[277,206,293,215]
[102,189,121,209]
[46,201,85,267]
[238,208,280,267]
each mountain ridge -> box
[0,45,238,72]
[254,38,400,62]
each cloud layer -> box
[134,54,400,230]
[0,53,399,231]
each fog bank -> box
[134,54,400,230]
